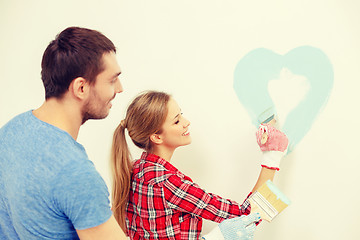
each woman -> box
[111,91,288,239]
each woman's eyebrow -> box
[173,113,180,120]
[172,109,182,120]
[110,72,121,79]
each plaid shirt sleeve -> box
[162,174,251,223]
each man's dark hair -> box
[41,27,116,99]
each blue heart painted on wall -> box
[233,46,334,152]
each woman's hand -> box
[256,123,288,171]
[202,213,261,240]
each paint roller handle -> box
[260,117,276,144]
[256,124,288,171]
[201,213,261,240]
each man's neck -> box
[32,98,83,140]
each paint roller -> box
[258,107,277,144]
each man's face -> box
[82,52,122,123]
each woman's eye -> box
[111,77,118,84]
[174,113,183,124]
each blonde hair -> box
[110,91,170,233]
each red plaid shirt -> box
[126,152,251,239]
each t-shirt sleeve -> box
[52,160,112,230]
[162,174,251,223]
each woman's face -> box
[157,98,191,150]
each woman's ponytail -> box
[110,121,132,233]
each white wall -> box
[1,1,359,239]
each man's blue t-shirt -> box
[0,111,112,239]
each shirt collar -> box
[140,151,179,172]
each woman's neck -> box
[151,147,175,162]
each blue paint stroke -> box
[234,46,333,152]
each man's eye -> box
[175,120,180,124]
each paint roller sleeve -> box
[256,124,289,171]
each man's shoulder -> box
[0,111,31,132]
[0,109,91,179]
[2,110,86,158]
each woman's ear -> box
[150,133,163,145]
[69,77,90,100]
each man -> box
[0,27,126,240]
[0,27,259,240]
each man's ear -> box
[70,77,90,100]
[150,133,163,145]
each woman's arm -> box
[252,122,289,192]
[162,123,288,223]
[163,174,250,223]
[251,167,276,193]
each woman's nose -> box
[183,118,190,127]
